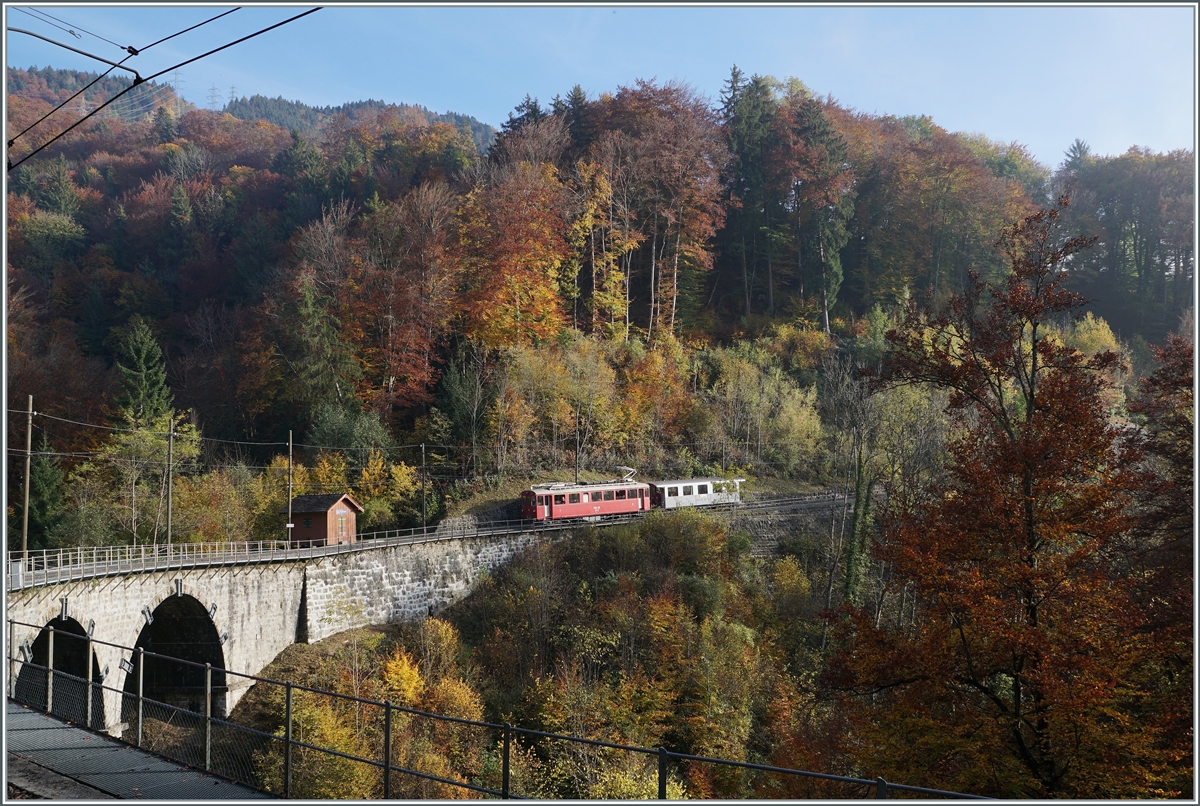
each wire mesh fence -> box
[7,619,989,799]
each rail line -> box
[6,492,849,591]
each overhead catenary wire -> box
[7,6,240,149]
[7,6,320,172]
[10,7,83,40]
[7,57,132,147]
[19,6,133,52]
[7,28,143,80]
[9,409,798,474]
[137,6,239,53]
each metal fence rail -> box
[7,619,987,800]
[6,493,849,592]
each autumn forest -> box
[5,65,1194,798]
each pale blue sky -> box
[4,3,1196,170]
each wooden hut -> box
[283,493,363,547]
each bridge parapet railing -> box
[7,495,849,591]
[7,618,990,800]
[5,515,611,591]
[7,540,294,590]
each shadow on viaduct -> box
[7,531,542,735]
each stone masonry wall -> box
[7,531,548,729]
[302,532,545,643]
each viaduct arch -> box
[7,530,542,735]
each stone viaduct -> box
[6,529,543,734]
[7,495,842,742]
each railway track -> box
[6,492,850,591]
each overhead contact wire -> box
[7,6,319,172]
[7,7,240,149]
[137,6,240,52]
[10,7,82,39]
[21,6,129,50]
[6,56,131,148]
[7,6,241,149]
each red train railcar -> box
[521,480,650,521]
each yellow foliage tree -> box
[173,467,252,543]
[381,647,424,706]
[312,450,349,494]
[247,455,310,542]
[257,689,377,799]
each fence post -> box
[284,682,293,799]
[502,723,511,799]
[46,627,54,715]
[876,776,888,799]
[205,663,212,770]
[383,701,392,799]
[658,746,667,799]
[136,647,144,748]
[86,635,93,729]
[8,620,15,698]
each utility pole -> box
[420,443,427,531]
[574,401,581,484]
[21,396,32,563]
[166,419,174,546]
[287,430,294,543]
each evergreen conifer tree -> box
[154,105,179,143]
[114,315,174,428]
[36,156,79,217]
[8,435,65,552]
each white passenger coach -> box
[648,478,743,509]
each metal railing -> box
[7,619,987,800]
[7,493,850,592]
[4,519,573,592]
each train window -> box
[698,484,708,495]
[683,485,693,496]
[713,482,725,493]
[604,490,614,500]
[554,495,566,505]
[667,486,679,497]
[615,489,627,500]
[569,493,581,504]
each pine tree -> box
[154,105,178,143]
[775,96,854,332]
[26,435,64,550]
[114,315,174,428]
[36,156,79,217]
[720,67,780,315]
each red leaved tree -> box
[824,198,1190,798]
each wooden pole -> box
[166,419,174,547]
[287,430,294,544]
[22,395,32,562]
